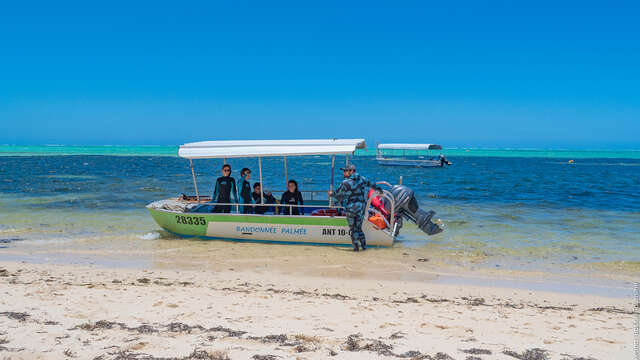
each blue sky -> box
[1,1,639,148]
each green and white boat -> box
[147,139,443,247]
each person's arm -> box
[363,176,382,193]
[238,179,245,201]
[232,178,238,203]
[212,178,219,202]
[363,175,374,188]
[331,182,349,203]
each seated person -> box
[280,179,304,215]
[212,164,238,213]
[238,168,253,214]
[252,182,277,215]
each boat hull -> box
[377,158,442,167]
[148,207,394,247]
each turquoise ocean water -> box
[0,145,638,277]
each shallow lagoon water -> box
[0,151,639,279]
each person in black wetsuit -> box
[212,164,238,213]
[252,182,277,214]
[280,179,304,215]
[439,154,452,167]
[238,168,253,214]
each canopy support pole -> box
[189,159,200,202]
[346,154,349,165]
[283,156,288,186]
[329,155,335,207]
[258,156,264,204]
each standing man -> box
[238,168,253,214]
[329,163,381,251]
[439,154,452,167]
[212,164,238,213]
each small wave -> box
[52,187,74,193]
[41,175,96,180]
[568,190,594,197]
[0,237,24,244]
[138,231,161,240]
[139,186,165,192]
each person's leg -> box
[243,204,252,214]
[353,215,366,250]
[346,215,360,251]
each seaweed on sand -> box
[321,292,351,300]
[208,326,246,338]
[72,320,246,339]
[0,311,30,322]
[343,333,455,359]
[342,334,393,357]
[72,321,156,334]
[344,333,361,351]
[462,348,492,355]
[74,320,124,331]
[503,348,549,360]
[166,322,206,333]
[108,349,230,360]
[587,306,634,315]
[0,337,24,353]
[420,296,452,303]
[63,348,77,358]
[461,297,487,306]
[247,334,289,344]
[129,325,158,334]
[532,305,573,311]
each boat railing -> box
[269,189,331,201]
[196,201,346,215]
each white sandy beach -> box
[0,258,636,360]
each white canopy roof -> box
[377,143,442,150]
[178,139,366,159]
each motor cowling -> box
[389,185,443,236]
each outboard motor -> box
[389,185,443,236]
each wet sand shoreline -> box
[0,234,637,298]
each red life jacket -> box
[368,189,389,217]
